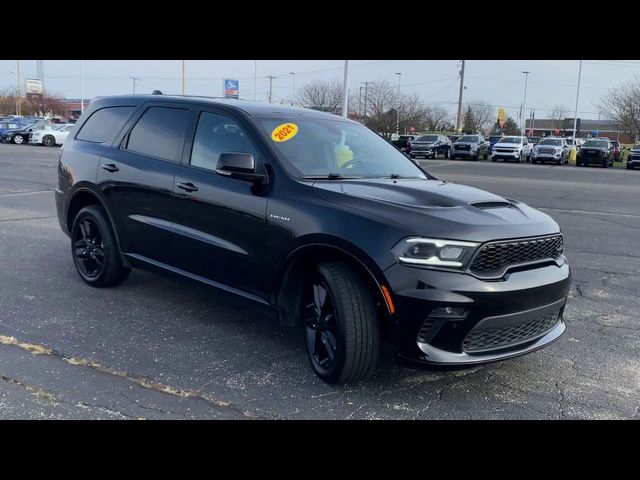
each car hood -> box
[411,141,436,145]
[312,178,559,243]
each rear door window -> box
[76,106,135,143]
[124,106,190,163]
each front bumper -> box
[492,150,520,160]
[410,149,434,158]
[532,153,562,161]
[452,149,476,157]
[385,259,571,365]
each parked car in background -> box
[29,124,74,147]
[530,137,570,165]
[564,137,584,151]
[0,123,43,144]
[392,134,420,154]
[0,121,26,135]
[627,143,640,170]
[491,136,532,163]
[527,136,541,145]
[576,138,613,167]
[451,134,489,160]
[488,135,503,152]
[610,140,622,161]
[408,134,451,159]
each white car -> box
[29,124,74,147]
[491,135,533,162]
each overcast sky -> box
[1,60,639,120]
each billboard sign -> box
[224,79,239,99]
[25,78,43,97]
[497,107,506,127]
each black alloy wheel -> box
[304,280,339,374]
[73,217,106,280]
[43,135,55,147]
[71,205,130,287]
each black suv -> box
[408,134,451,159]
[576,138,614,167]
[56,95,570,384]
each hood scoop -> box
[471,201,513,210]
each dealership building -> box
[524,118,635,143]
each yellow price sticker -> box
[271,123,299,143]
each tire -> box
[444,149,449,159]
[43,135,56,147]
[12,135,23,145]
[483,153,488,160]
[491,157,497,162]
[451,155,456,160]
[303,261,380,384]
[71,205,130,288]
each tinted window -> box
[190,112,260,171]
[459,136,479,142]
[582,140,608,148]
[417,135,438,142]
[538,139,562,146]
[76,106,135,143]
[126,106,190,162]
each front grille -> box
[463,310,560,353]
[416,319,436,343]
[496,148,515,153]
[538,147,556,154]
[455,145,470,150]
[470,234,563,275]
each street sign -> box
[25,78,43,98]
[223,79,239,99]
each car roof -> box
[88,94,351,122]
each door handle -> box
[102,163,119,173]
[176,182,198,192]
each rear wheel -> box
[71,205,130,287]
[12,135,23,144]
[303,262,380,384]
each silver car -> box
[531,137,570,165]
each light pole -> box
[182,60,186,95]
[16,60,21,116]
[267,75,276,103]
[572,60,583,139]
[520,71,530,136]
[289,72,296,105]
[80,60,84,113]
[130,76,139,94]
[254,60,257,101]
[361,81,371,126]
[341,60,349,118]
[395,72,402,134]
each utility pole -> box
[455,60,466,133]
[361,81,371,126]
[36,60,44,89]
[358,86,363,119]
[16,60,21,116]
[395,72,402,134]
[267,75,276,103]
[341,60,349,118]
[520,71,530,136]
[80,60,84,113]
[254,60,257,101]
[182,60,186,95]
[572,60,583,140]
[289,72,296,105]
[130,76,139,94]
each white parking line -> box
[0,190,53,197]
[540,207,640,219]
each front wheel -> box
[71,205,130,287]
[43,135,56,147]
[12,135,24,144]
[303,262,380,384]
[444,149,449,159]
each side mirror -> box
[216,152,267,183]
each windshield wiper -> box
[302,173,359,180]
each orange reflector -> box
[380,285,395,315]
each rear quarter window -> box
[76,106,136,143]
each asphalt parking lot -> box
[1,143,639,419]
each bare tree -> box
[295,79,343,115]
[467,100,495,134]
[0,87,18,115]
[423,105,453,131]
[24,91,66,117]
[550,105,569,129]
[599,76,640,142]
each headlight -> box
[392,237,479,268]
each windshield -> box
[417,135,438,142]
[582,140,608,148]
[632,144,640,150]
[498,137,521,144]
[538,139,562,146]
[610,141,620,147]
[458,136,479,142]
[256,117,428,179]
